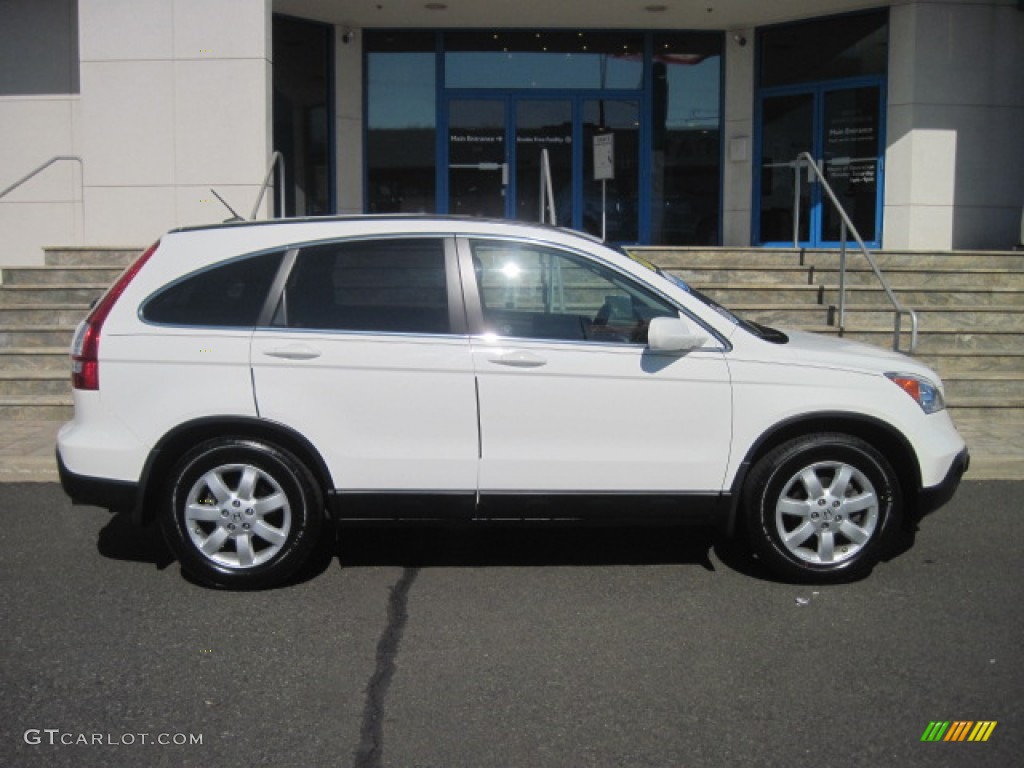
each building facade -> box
[1,0,1022,265]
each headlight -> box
[886,373,946,414]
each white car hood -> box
[750,328,941,382]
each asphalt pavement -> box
[0,481,1021,768]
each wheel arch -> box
[133,416,335,525]
[725,412,922,537]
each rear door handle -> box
[263,344,322,361]
[488,350,547,368]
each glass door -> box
[445,95,641,242]
[758,93,813,244]
[757,84,883,247]
[514,100,573,226]
[821,86,882,243]
[448,99,507,218]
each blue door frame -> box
[754,78,886,249]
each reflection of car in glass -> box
[58,217,968,589]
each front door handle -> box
[262,344,322,361]
[488,350,547,368]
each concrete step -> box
[730,305,831,327]
[821,286,1024,308]
[0,371,69,397]
[946,398,1024,417]
[1,266,123,286]
[0,348,70,370]
[0,326,76,348]
[0,396,72,421]
[0,304,90,325]
[666,266,814,286]
[916,351,1024,374]
[942,372,1024,401]
[44,247,141,268]
[820,327,1024,353]
[0,284,108,306]
[636,247,1024,271]
[691,284,823,305]
[813,266,1024,290]
[840,305,1024,331]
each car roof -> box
[170,214,606,246]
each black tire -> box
[161,438,324,589]
[744,433,901,583]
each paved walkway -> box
[1,414,1020,484]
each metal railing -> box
[790,151,918,353]
[0,155,86,245]
[249,151,286,220]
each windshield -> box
[623,249,789,344]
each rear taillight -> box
[71,241,160,390]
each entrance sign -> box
[593,133,615,181]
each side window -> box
[470,240,678,343]
[274,238,450,334]
[142,251,282,327]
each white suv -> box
[57,217,968,588]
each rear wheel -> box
[744,434,901,583]
[161,439,324,589]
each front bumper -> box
[916,446,970,519]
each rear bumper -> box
[57,449,137,512]
[917,446,970,519]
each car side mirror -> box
[647,316,709,353]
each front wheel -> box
[744,434,902,583]
[161,439,324,589]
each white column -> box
[721,29,754,247]
[334,26,364,215]
[884,0,1024,250]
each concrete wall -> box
[885,0,1024,250]
[0,0,82,265]
[0,0,273,265]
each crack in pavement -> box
[352,567,419,768]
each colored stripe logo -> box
[921,721,997,742]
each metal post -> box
[792,160,801,248]
[838,219,847,332]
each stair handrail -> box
[0,155,84,203]
[249,151,286,220]
[794,151,918,354]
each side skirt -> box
[328,490,728,527]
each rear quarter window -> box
[141,251,283,327]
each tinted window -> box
[760,10,888,87]
[470,240,677,344]
[142,251,282,327]
[275,238,450,334]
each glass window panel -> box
[470,240,676,344]
[651,33,722,245]
[278,239,450,334]
[760,10,888,88]
[445,31,643,90]
[583,100,640,242]
[143,252,283,327]
[366,32,437,213]
[759,94,814,243]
